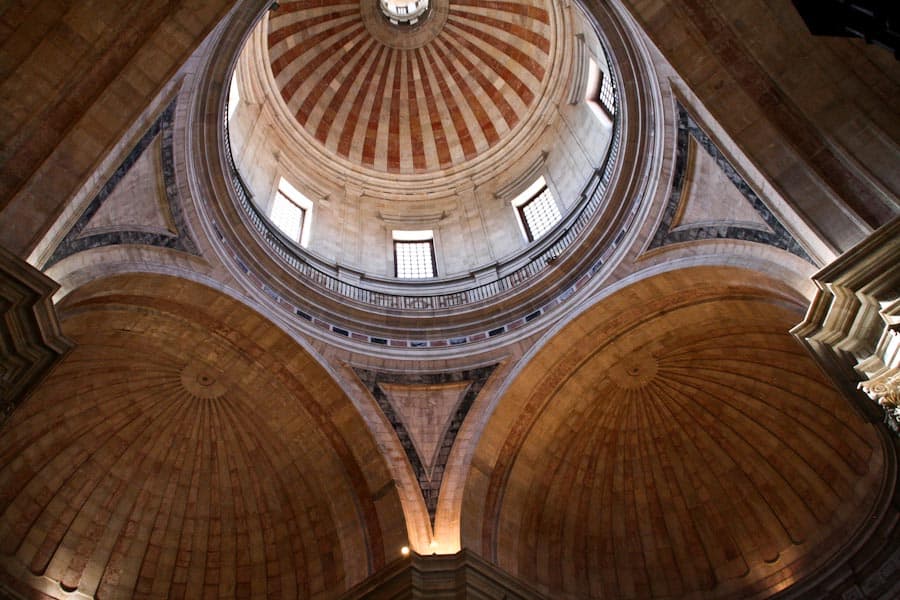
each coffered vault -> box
[0,1,898,599]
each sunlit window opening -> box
[271,178,312,246]
[228,71,240,121]
[512,177,562,242]
[393,230,436,278]
[380,0,429,25]
[585,57,614,125]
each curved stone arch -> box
[461,264,895,598]
[460,262,813,536]
[457,255,820,513]
[402,252,818,558]
[0,272,408,598]
[44,244,222,303]
[44,243,453,558]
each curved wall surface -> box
[464,267,891,599]
[0,275,406,599]
[228,0,616,276]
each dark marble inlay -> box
[45,100,198,268]
[649,103,813,263]
[354,365,497,527]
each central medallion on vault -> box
[380,0,430,25]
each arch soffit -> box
[460,264,890,596]
[55,272,408,575]
[461,263,880,540]
[465,261,814,464]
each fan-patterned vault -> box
[266,0,563,174]
[464,266,888,599]
[0,275,406,599]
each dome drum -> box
[206,0,659,347]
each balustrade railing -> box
[222,62,621,312]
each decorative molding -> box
[44,100,198,268]
[649,102,813,263]
[567,33,588,105]
[860,369,900,433]
[837,545,900,600]
[354,365,496,526]
[494,152,548,202]
[0,246,73,427]
[339,549,549,599]
[377,210,449,226]
[215,112,627,346]
[792,217,900,432]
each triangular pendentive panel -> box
[672,136,775,233]
[648,102,812,263]
[354,365,497,527]
[78,134,176,238]
[379,381,469,479]
[45,100,198,268]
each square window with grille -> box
[271,178,313,246]
[586,57,615,123]
[516,183,562,242]
[597,69,615,115]
[393,230,436,278]
[271,190,305,242]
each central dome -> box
[267,0,561,175]
[225,0,623,319]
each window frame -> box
[512,178,562,243]
[227,71,240,121]
[271,177,313,247]
[585,57,615,125]
[392,230,437,279]
[272,189,306,240]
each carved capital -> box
[860,369,900,408]
[859,368,900,434]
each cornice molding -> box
[340,549,549,599]
[792,217,900,430]
[0,247,72,427]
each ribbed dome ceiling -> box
[506,322,881,598]
[0,279,402,599]
[267,0,559,174]
[472,272,886,599]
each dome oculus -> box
[380,0,430,25]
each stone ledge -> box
[339,549,549,599]
[792,217,900,428]
[0,246,72,427]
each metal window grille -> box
[394,240,436,278]
[598,70,615,115]
[518,186,562,242]
[271,190,306,243]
